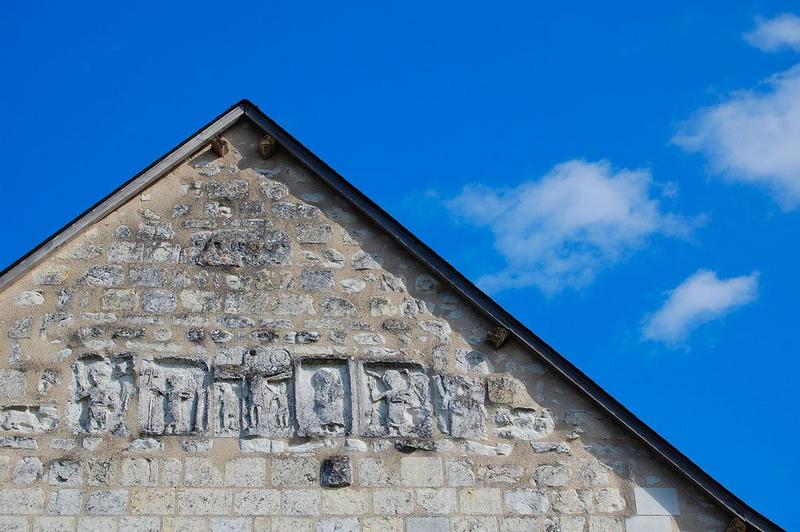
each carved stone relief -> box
[193,228,292,267]
[359,363,432,438]
[67,354,135,435]
[493,407,554,440]
[0,405,59,434]
[295,358,351,437]
[433,374,488,439]
[138,358,210,435]
[214,347,294,438]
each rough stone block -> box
[588,516,623,532]
[281,489,319,516]
[0,488,45,514]
[121,458,158,487]
[272,458,318,487]
[595,488,626,513]
[211,518,251,532]
[78,517,117,532]
[320,488,369,514]
[119,516,161,532]
[406,517,448,532]
[225,458,266,487]
[177,489,232,515]
[459,488,502,514]
[624,516,673,532]
[48,460,82,486]
[414,488,456,515]
[452,516,498,532]
[362,517,403,532]
[500,517,542,532]
[319,456,351,488]
[0,369,27,399]
[130,488,176,514]
[33,516,75,532]
[373,489,413,515]
[357,457,396,487]
[532,464,571,487]
[315,518,358,532]
[400,457,442,487]
[503,489,549,514]
[45,489,81,515]
[235,489,280,515]
[13,457,43,484]
[85,489,128,514]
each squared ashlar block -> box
[625,515,674,532]
[634,487,680,516]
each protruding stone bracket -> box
[210,135,229,157]
[486,325,510,350]
[258,134,278,159]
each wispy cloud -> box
[744,13,800,52]
[446,160,699,294]
[673,65,800,208]
[674,13,800,209]
[642,270,759,344]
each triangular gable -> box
[0,100,780,531]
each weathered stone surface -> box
[433,375,487,439]
[320,455,352,488]
[0,370,26,399]
[504,489,550,514]
[12,457,43,484]
[493,408,554,441]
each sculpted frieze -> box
[295,358,351,437]
[68,353,135,435]
[138,357,210,436]
[359,363,432,438]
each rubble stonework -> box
[0,120,735,531]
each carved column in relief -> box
[358,363,433,438]
[67,354,135,435]
[138,358,210,435]
[295,358,351,437]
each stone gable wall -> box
[0,120,733,532]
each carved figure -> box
[69,354,134,435]
[217,381,241,434]
[311,368,345,434]
[247,375,290,432]
[362,365,432,437]
[434,374,488,439]
[138,358,209,436]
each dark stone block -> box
[320,455,352,488]
[395,438,436,453]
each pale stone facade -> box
[0,118,743,531]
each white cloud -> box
[744,13,800,52]
[642,270,759,343]
[673,64,800,208]
[446,160,697,294]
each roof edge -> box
[239,101,782,532]
[0,99,783,531]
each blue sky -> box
[1,1,798,527]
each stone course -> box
[0,120,734,531]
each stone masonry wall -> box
[0,120,734,532]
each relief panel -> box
[0,405,59,433]
[138,357,210,435]
[67,354,135,435]
[295,358,351,437]
[433,374,488,439]
[359,363,433,438]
